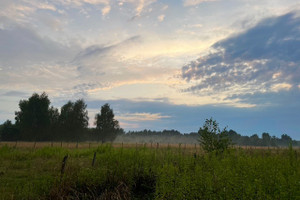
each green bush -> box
[198,118,231,153]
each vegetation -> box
[95,103,121,143]
[116,130,300,147]
[0,144,299,199]
[59,99,89,141]
[0,92,120,142]
[198,118,231,153]
[0,92,299,147]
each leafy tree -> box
[59,99,89,141]
[198,118,231,153]
[281,134,292,142]
[94,103,120,143]
[250,134,260,145]
[48,106,60,140]
[0,120,20,141]
[15,92,51,141]
[262,132,271,146]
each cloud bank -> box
[182,12,300,106]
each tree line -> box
[0,92,122,142]
[122,129,299,147]
[0,92,298,146]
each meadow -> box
[0,142,299,199]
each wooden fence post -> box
[60,155,68,180]
[92,152,97,167]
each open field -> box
[0,143,300,199]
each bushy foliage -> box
[198,118,231,153]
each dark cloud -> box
[72,35,141,77]
[2,91,28,97]
[213,12,300,62]
[74,35,141,62]
[182,12,300,96]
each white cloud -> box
[183,0,217,7]
[162,5,168,11]
[118,0,156,16]
[189,24,203,28]
[271,83,292,92]
[101,5,111,16]
[157,14,165,22]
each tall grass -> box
[0,144,299,199]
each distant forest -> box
[116,129,300,147]
[0,92,299,147]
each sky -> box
[0,0,300,139]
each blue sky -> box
[0,0,300,139]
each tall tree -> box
[262,132,271,146]
[59,99,89,141]
[15,92,51,141]
[49,106,60,140]
[95,103,120,143]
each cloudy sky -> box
[1,0,300,139]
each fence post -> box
[33,141,36,149]
[60,155,68,180]
[76,141,78,149]
[61,141,63,148]
[92,152,97,167]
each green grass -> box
[0,144,299,199]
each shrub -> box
[198,118,231,153]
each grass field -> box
[0,142,299,199]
